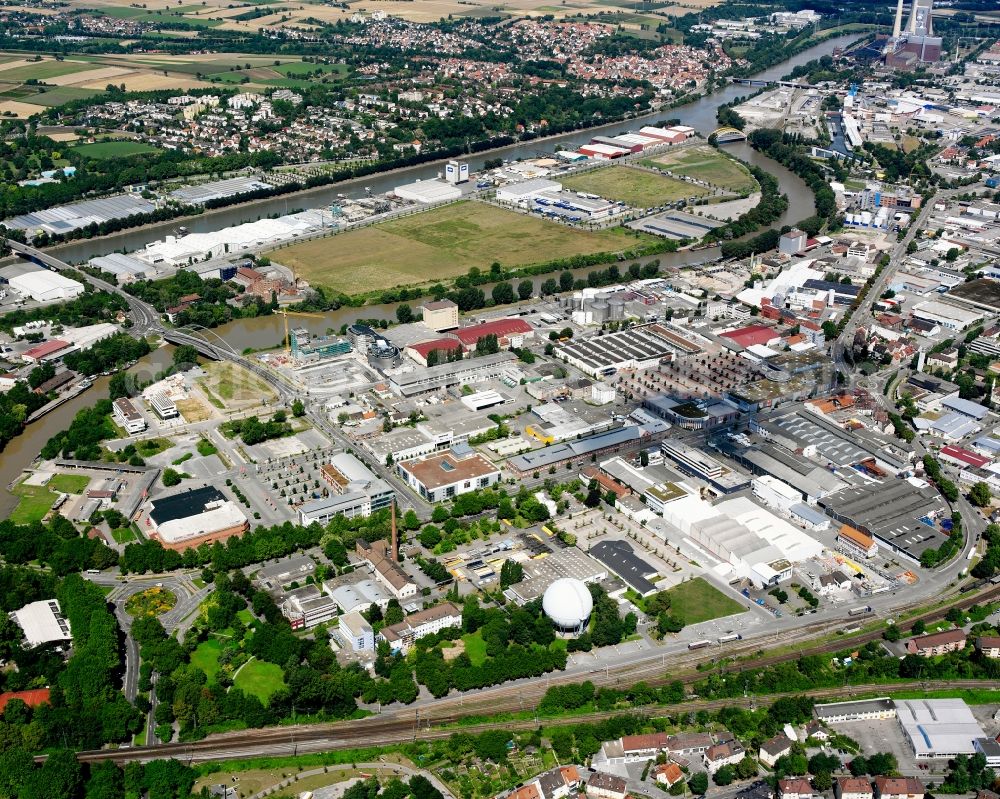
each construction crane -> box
[278,309,326,354]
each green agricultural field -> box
[49,473,90,494]
[72,141,163,159]
[234,659,286,704]
[271,201,652,294]
[665,577,744,625]
[191,638,223,680]
[0,60,98,82]
[98,7,222,27]
[272,62,348,78]
[29,87,101,107]
[561,166,707,208]
[649,146,757,194]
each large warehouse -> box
[3,193,155,237]
[393,179,462,204]
[556,324,699,377]
[894,699,987,759]
[661,493,822,587]
[145,486,249,551]
[8,270,84,302]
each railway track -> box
[71,679,1000,765]
[62,584,1000,766]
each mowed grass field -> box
[562,166,708,208]
[273,201,652,294]
[649,146,757,193]
[233,659,286,704]
[665,577,744,625]
[72,140,162,158]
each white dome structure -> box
[542,578,593,631]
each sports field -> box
[271,201,652,294]
[649,146,757,194]
[664,577,744,625]
[72,141,162,159]
[562,165,708,208]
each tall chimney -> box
[893,0,904,38]
[390,498,398,562]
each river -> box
[0,34,859,516]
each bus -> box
[718,634,742,643]
[688,640,712,650]
[848,605,872,617]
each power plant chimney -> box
[893,0,904,38]
[390,498,398,562]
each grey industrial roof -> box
[170,176,274,204]
[895,698,985,757]
[790,503,828,525]
[589,539,657,595]
[764,413,869,467]
[4,194,154,234]
[819,480,948,559]
[557,326,689,371]
[508,427,641,472]
[814,698,895,719]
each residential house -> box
[873,777,925,799]
[778,779,815,799]
[976,636,1000,658]
[905,629,967,657]
[836,777,874,799]
[654,764,684,788]
[704,740,745,774]
[586,772,627,799]
[803,721,830,742]
[759,734,793,767]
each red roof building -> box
[0,688,51,714]
[940,445,990,469]
[720,324,780,349]
[22,339,71,363]
[405,338,463,366]
[453,318,533,349]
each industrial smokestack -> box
[893,0,904,38]
[390,498,398,562]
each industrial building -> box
[8,270,84,302]
[339,611,374,652]
[137,209,336,266]
[324,577,390,615]
[393,178,463,204]
[356,539,418,600]
[170,175,273,205]
[145,486,250,551]
[280,584,338,630]
[9,599,72,648]
[298,453,394,525]
[589,540,659,596]
[88,253,158,281]
[496,178,563,206]
[3,193,155,238]
[819,479,949,563]
[506,547,609,604]
[660,494,823,587]
[397,444,501,502]
[388,351,518,397]
[508,426,644,477]
[419,299,459,332]
[910,299,984,332]
[894,698,986,759]
[556,324,698,377]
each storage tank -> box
[590,301,610,323]
[542,578,593,632]
[608,296,626,321]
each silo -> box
[590,301,610,323]
[608,296,626,321]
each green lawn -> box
[112,527,136,544]
[10,483,58,525]
[272,200,654,294]
[49,473,89,494]
[237,609,254,626]
[72,141,162,159]
[665,578,744,625]
[191,638,224,680]
[562,166,707,208]
[462,631,488,667]
[233,659,286,704]
[136,438,172,456]
[197,439,218,457]
[648,146,757,194]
